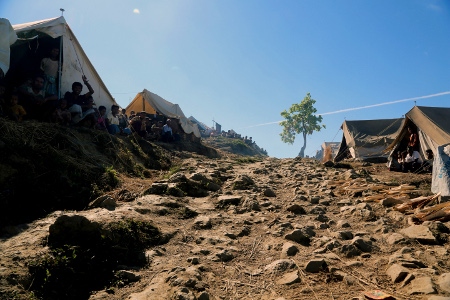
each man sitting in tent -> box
[403,146,423,173]
[18,74,57,121]
[421,149,434,173]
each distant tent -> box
[334,118,404,162]
[188,116,207,131]
[7,16,116,109]
[126,89,201,138]
[321,142,340,162]
[384,106,450,157]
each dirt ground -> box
[3,143,448,300]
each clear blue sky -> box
[3,0,450,158]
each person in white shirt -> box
[161,119,174,142]
[106,105,120,135]
[403,146,423,173]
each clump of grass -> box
[103,165,120,188]
[163,165,181,179]
[28,218,163,299]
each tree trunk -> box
[297,132,307,157]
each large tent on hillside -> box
[384,106,450,197]
[334,118,405,162]
[384,106,450,156]
[126,89,201,138]
[5,16,116,109]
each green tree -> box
[280,93,325,158]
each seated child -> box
[51,98,71,126]
[95,105,108,131]
[388,151,403,172]
[8,93,26,121]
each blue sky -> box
[3,0,450,158]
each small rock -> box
[281,242,299,257]
[400,225,437,244]
[408,277,437,295]
[193,216,212,229]
[305,259,327,273]
[276,270,301,285]
[438,273,450,293]
[386,264,409,283]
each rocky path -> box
[1,156,450,300]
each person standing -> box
[407,126,419,151]
[40,46,59,95]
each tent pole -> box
[58,36,63,99]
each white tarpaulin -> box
[432,144,450,196]
[11,16,116,109]
[0,18,17,75]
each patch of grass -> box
[28,219,163,300]
[163,165,181,179]
[104,165,120,188]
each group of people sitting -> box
[388,146,434,173]
[0,71,180,143]
[119,110,181,142]
[388,126,434,173]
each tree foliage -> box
[279,93,325,157]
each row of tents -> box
[318,105,450,164]
[1,16,202,139]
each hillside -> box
[2,118,450,300]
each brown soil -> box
[0,118,445,300]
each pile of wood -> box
[329,178,450,223]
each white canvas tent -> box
[8,16,116,109]
[127,89,201,138]
[334,118,405,162]
[0,18,17,76]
